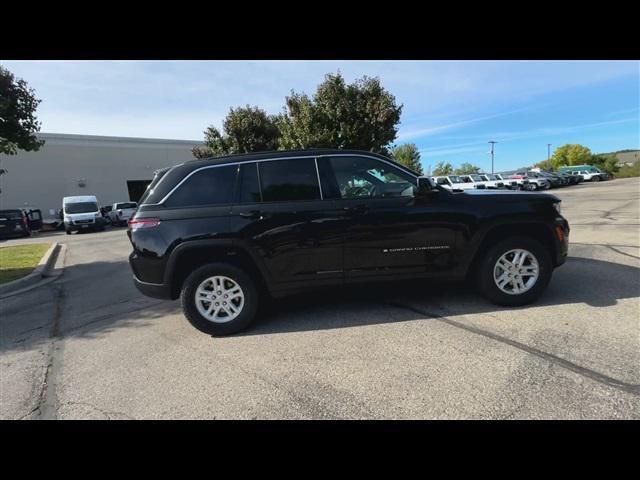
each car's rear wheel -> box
[181,263,259,336]
[475,236,552,307]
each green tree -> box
[277,72,402,155]
[454,163,481,175]
[193,105,280,158]
[534,159,555,171]
[588,153,620,175]
[433,161,453,176]
[550,144,592,169]
[0,66,45,184]
[391,143,423,174]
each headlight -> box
[553,202,562,214]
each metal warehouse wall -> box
[0,133,202,220]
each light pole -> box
[547,143,552,161]
[489,141,497,173]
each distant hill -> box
[606,149,640,166]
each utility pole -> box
[489,141,497,173]
[547,143,552,161]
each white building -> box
[0,133,201,220]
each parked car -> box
[110,202,138,226]
[559,165,608,181]
[62,195,105,234]
[128,149,570,336]
[432,175,476,191]
[532,171,563,188]
[0,209,32,238]
[570,169,607,182]
[479,174,506,189]
[506,173,532,190]
[518,172,550,190]
[459,174,488,189]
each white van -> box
[62,195,105,234]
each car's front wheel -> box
[475,236,553,307]
[181,263,259,336]
[591,175,601,182]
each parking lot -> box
[1,178,639,419]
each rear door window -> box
[164,165,237,208]
[258,158,321,202]
[237,163,262,203]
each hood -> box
[457,189,560,202]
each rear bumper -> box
[554,217,570,267]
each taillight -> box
[128,217,160,231]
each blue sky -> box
[2,60,638,172]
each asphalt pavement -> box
[1,178,639,419]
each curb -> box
[0,243,66,298]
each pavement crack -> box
[384,301,640,397]
[35,284,65,420]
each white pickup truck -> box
[109,202,138,226]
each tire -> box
[66,230,71,235]
[181,262,259,336]
[475,236,553,307]
[591,176,600,182]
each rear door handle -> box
[239,210,262,220]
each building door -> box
[127,180,152,202]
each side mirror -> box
[415,177,437,197]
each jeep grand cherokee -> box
[127,150,569,336]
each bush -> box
[614,163,640,178]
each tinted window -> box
[139,168,169,205]
[259,158,320,202]
[115,202,137,209]
[0,210,23,219]
[238,163,261,203]
[436,177,450,186]
[164,165,237,208]
[327,156,416,199]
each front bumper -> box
[133,275,173,299]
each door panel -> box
[231,200,344,285]
[320,155,458,279]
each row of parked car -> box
[432,165,609,192]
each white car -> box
[459,174,488,189]
[432,175,477,191]
[571,170,604,182]
[109,201,138,226]
[479,174,506,189]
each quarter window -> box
[327,156,416,199]
[258,158,321,202]
[164,165,237,207]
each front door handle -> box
[342,204,368,215]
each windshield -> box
[448,175,462,183]
[470,174,484,182]
[486,174,499,180]
[65,202,98,214]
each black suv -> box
[128,150,569,336]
